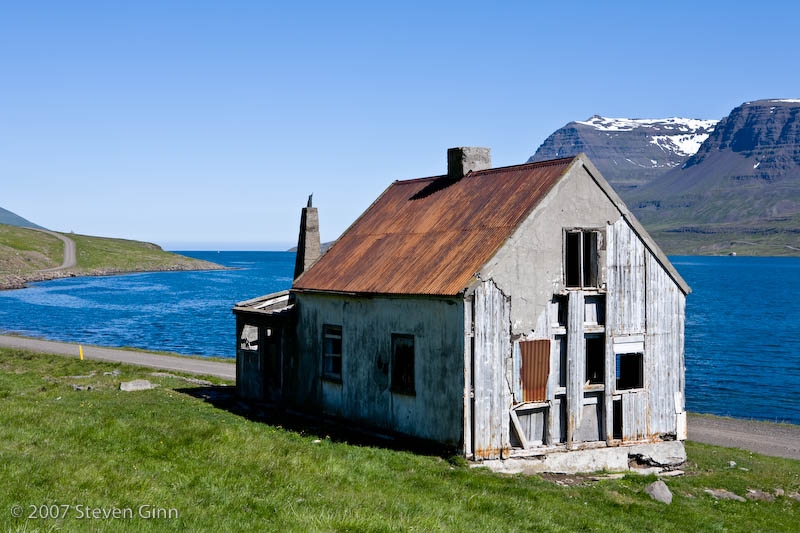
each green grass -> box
[0,223,223,284]
[65,232,216,272]
[1,348,798,531]
[0,224,63,272]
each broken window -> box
[585,335,605,385]
[554,295,568,327]
[565,230,600,289]
[616,352,643,390]
[391,334,415,395]
[556,335,567,388]
[322,325,342,381]
[584,295,606,326]
[240,324,259,351]
[612,398,623,440]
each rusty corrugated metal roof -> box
[292,157,576,296]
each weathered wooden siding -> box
[291,292,465,446]
[606,218,646,336]
[605,217,686,441]
[621,390,648,440]
[645,250,686,435]
[472,279,511,459]
[566,290,585,447]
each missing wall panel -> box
[585,334,605,385]
[584,295,606,326]
[565,232,582,288]
[583,231,598,288]
[616,352,643,390]
[613,398,623,440]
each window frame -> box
[239,323,260,352]
[585,334,605,386]
[616,351,644,391]
[322,324,343,383]
[390,333,416,396]
[564,228,601,290]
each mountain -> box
[529,116,718,193]
[629,99,800,255]
[0,207,45,230]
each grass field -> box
[0,223,222,288]
[1,348,798,532]
[0,224,64,272]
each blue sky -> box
[2,1,799,250]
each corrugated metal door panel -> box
[520,340,550,403]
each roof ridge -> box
[472,156,575,175]
[392,156,575,184]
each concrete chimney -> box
[293,194,321,280]
[447,147,491,179]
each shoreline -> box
[0,263,234,291]
[0,332,796,428]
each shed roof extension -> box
[292,157,575,296]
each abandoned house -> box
[233,148,690,471]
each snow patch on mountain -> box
[650,133,712,157]
[575,115,717,133]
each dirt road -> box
[0,335,234,380]
[688,413,800,460]
[1,334,798,460]
[33,229,77,271]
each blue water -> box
[1,253,798,424]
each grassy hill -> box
[1,347,798,531]
[0,224,224,289]
[0,206,45,230]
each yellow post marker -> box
[79,345,84,361]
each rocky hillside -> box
[529,116,717,193]
[630,99,800,255]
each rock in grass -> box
[119,379,159,392]
[745,489,774,502]
[774,488,784,497]
[704,488,745,502]
[789,492,800,502]
[645,480,672,504]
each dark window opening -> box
[616,352,643,390]
[391,334,415,395]
[557,335,567,388]
[584,294,606,326]
[322,325,342,381]
[583,231,598,287]
[555,295,568,327]
[585,335,605,385]
[565,231,582,287]
[565,230,600,289]
[240,324,259,351]
[612,398,623,440]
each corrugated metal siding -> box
[520,340,550,402]
[293,158,574,295]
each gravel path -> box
[1,334,798,460]
[32,229,77,271]
[0,335,234,380]
[688,413,800,460]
